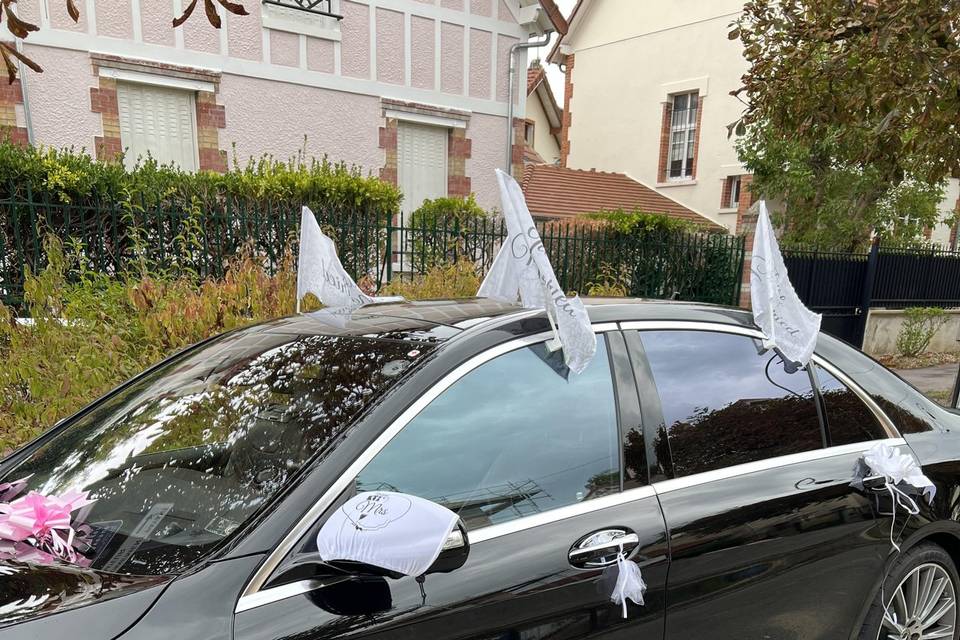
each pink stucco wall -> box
[22,45,99,152]
[183,8,221,53]
[307,37,335,73]
[17,0,42,28]
[376,8,404,85]
[141,0,174,46]
[340,1,370,79]
[467,113,508,210]
[440,22,463,94]
[496,34,518,102]
[95,0,132,39]
[49,1,86,31]
[410,16,435,90]
[441,0,464,10]
[270,30,300,67]
[498,0,516,22]
[219,75,383,173]
[470,0,492,18]
[468,28,491,99]
[228,0,262,60]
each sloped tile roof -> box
[521,164,722,229]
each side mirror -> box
[425,520,470,574]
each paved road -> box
[893,363,958,394]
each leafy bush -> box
[584,208,705,234]
[586,264,629,297]
[380,258,481,299]
[404,195,491,271]
[409,194,487,227]
[896,307,950,357]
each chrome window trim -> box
[617,320,899,438]
[652,437,906,495]
[236,323,621,608]
[235,578,330,613]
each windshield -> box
[0,329,428,576]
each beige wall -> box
[561,0,959,237]
[563,0,746,229]
[526,90,561,164]
[864,308,960,356]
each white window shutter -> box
[398,122,448,222]
[117,82,198,171]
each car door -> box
[623,324,901,640]
[234,329,670,640]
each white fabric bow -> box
[610,543,646,618]
[862,442,936,552]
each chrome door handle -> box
[862,474,888,491]
[568,529,639,568]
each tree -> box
[0,0,248,83]
[731,0,960,249]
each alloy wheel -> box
[880,562,957,640]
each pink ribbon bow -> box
[0,490,95,563]
[0,475,30,503]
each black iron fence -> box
[783,241,960,346]
[0,191,746,311]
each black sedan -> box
[1,298,959,640]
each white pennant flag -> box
[750,201,821,366]
[297,206,373,313]
[478,169,596,374]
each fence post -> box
[384,214,394,284]
[855,237,881,348]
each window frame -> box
[667,91,699,181]
[620,320,899,483]
[724,175,742,209]
[238,323,643,604]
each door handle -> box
[568,529,639,568]
[862,474,888,491]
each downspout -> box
[14,40,34,145]
[505,31,552,173]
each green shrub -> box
[586,264,630,297]
[896,307,949,357]
[584,208,706,234]
[379,258,481,300]
[409,194,487,226]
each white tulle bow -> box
[610,544,646,618]
[862,442,936,552]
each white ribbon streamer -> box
[297,206,373,313]
[610,543,646,618]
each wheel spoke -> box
[877,562,958,640]
[923,625,955,639]
[882,607,905,634]
[908,567,921,617]
[920,598,954,630]
[917,577,949,623]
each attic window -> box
[262,0,342,19]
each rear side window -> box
[640,330,824,477]
[816,365,888,445]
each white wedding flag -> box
[316,492,459,577]
[750,201,821,367]
[297,206,373,313]
[478,169,596,374]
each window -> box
[117,82,197,171]
[723,175,742,209]
[668,92,698,180]
[355,338,620,530]
[816,365,888,445]
[640,330,823,477]
[524,120,535,146]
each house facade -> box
[549,0,960,245]
[523,60,561,165]
[9,0,560,214]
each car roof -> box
[242,297,758,343]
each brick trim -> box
[90,53,221,85]
[448,128,472,196]
[690,95,704,179]
[378,118,398,186]
[196,91,227,172]
[657,101,672,183]
[511,117,525,179]
[734,174,756,308]
[0,80,28,146]
[559,53,574,167]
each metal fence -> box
[783,241,960,347]
[0,191,746,310]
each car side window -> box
[815,365,888,445]
[640,330,824,477]
[354,336,621,531]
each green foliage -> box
[409,194,488,227]
[733,0,958,249]
[896,307,949,358]
[0,235,298,456]
[0,142,401,212]
[586,264,629,297]
[380,258,481,300]
[584,208,702,235]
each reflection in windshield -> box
[0,331,427,576]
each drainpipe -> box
[505,31,552,173]
[15,39,34,145]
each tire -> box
[859,542,960,640]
